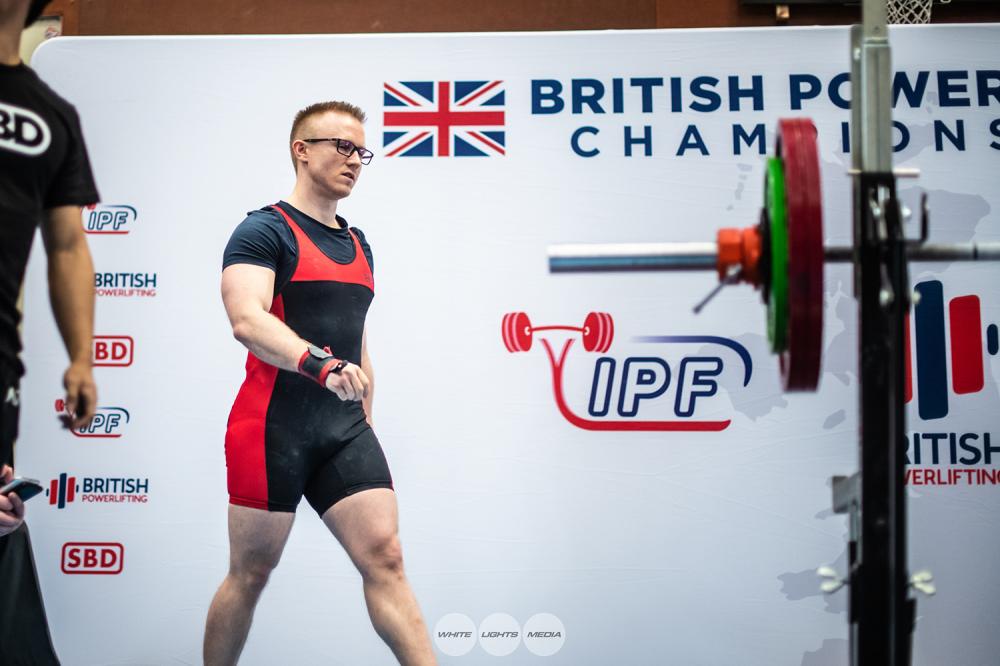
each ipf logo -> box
[501,311,752,431]
[55,400,130,438]
[82,204,137,234]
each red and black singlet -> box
[223,202,391,514]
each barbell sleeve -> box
[548,242,718,272]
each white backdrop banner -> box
[19,25,1000,665]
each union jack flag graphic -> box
[383,80,506,157]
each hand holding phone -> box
[0,465,27,537]
[0,477,44,502]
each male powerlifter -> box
[1,0,100,662]
[203,101,436,665]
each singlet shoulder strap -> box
[268,204,373,290]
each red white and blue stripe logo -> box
[907,279,998,420]
[383,81,506,157]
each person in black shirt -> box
[204,101,436,665]
[1,1,101,662]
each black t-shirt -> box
[223,201,374,294]
[0,63,99,380]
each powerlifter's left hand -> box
[62,360,97,430]
[325,363,370,402]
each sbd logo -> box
[93,335,133,367]
[502,311,752,431]
[82,204,137,234]
[61,543,124,575]
[0,100,51,156]
[55,400,130,438]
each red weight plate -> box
[512,311,533,352]
[582,312,601,352]
[777,119,823,391]
[601,312,615,352]
[594,313,607,353]
[501,313,516,352]
[583,311,613,352]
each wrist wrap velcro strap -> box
[297,344,347,386]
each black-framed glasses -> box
[301,137,374,165]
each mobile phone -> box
[0,477,44,502]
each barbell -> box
[501,311,614,353]
[548,118,1000,391]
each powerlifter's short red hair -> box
[289,101,367,171]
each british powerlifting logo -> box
[46,472,149,508]
[904,279,999,487]
[383,81,506,157]
[529,71,1000,158]
[55,399,130,438]
[501,312,752,430]
[0,101,51,156]
[95,272,158,298]
[82,204,138,234]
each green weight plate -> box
[766,157,789,353]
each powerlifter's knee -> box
[228,558,279,595]
[358,533,405,584]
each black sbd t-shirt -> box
[223,201,374,293]
[0,63,99,380]
[0,61,100,666]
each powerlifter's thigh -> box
[321,488,400,577]
[225,418,311,512]
[226,504,295,578]
[303,426,393,516]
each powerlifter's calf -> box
[323,488,436,666]
[203,505,295,666]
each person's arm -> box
[361,327,374,426]
[40,205,97,429]
[221,264,370,401]
[222,263,307,371]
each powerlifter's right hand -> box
[325,363,370,402]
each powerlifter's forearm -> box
[230,309,309,373]
[47,239,95,364]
